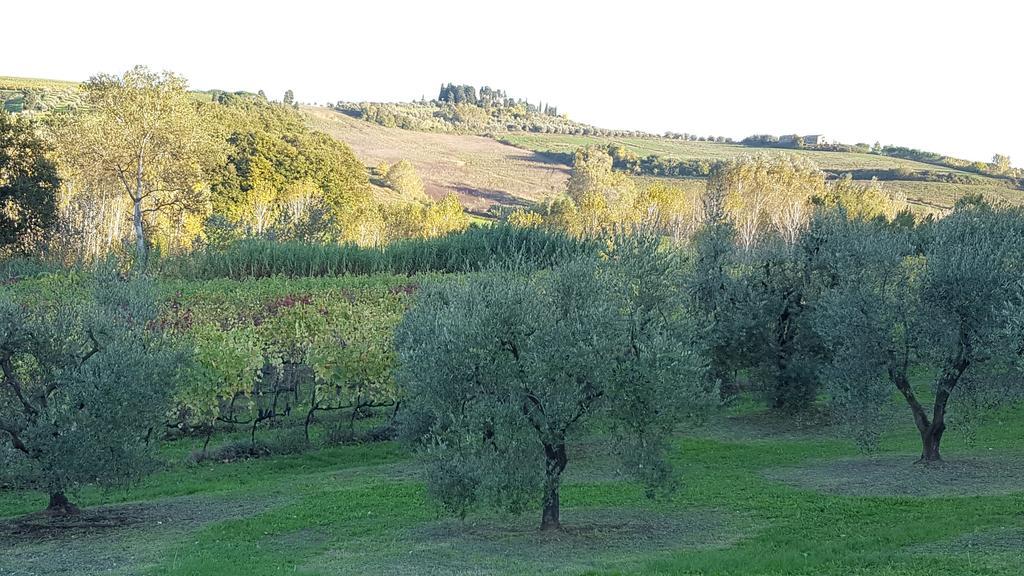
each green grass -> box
[2,398,1022,575]
[881,180,1023,211]
[500,134,1022,211]
[499,134,983,175]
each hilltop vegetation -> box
[335,83,656,138]
[322,83,1020,215]
[499,133,1022,212]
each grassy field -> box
[303,107,569,213]
[2,390,1022,576]
[879,180,1023,211]
[498,134,982,175]
[499,133,1021,211]
[0,76,82,91]
[0,76,83,113]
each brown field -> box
[303,107,568,213]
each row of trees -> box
[337,100,654,138]
[877,146,1020,183]
[0,67,472,263]
[507,148,904,245]
[401,194,1024,529]
[436,83,558,116]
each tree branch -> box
[1,356,39,418]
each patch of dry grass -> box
[303,107,568,213]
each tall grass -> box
[162,224,597,280]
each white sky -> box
[5,0,1020,165]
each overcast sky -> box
[6,0,1020,165]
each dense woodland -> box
[2,67,1024,550]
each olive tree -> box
[396,235,709,530]
[815,199,1024,461]
[0,271,179,513]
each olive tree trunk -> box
[540,441,567,531]
[47,491,79,515]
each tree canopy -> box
[0,271,180,512]
[0,112,59,254]
[396,236,709,529]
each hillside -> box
[303,107,568,214]
[500,133,1023,211]
[315,96,1021,214]
[4,75,1020,214]
[0,76,82,113]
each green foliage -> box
[337,84,635,137]
[159,275,411,448]
[0,270,180,510]
[396,237,708,528]
[513,147,700,239]
[818,175,905,221]
[814,198,1024,458]
[0,112,59,254]
[207,99,372,245]
[686,219,826,411]
[879,145,1022,185]
[385,160,426,199]
[164,224,597,279]
[50,66,223,262]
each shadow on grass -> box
[0,493,287,576]
[764,453,1024,497]
[301,506,744,576]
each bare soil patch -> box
[764,454,1024,497]
[303,507,743,576]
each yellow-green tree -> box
[821,176,905,221]
[386,160,426,199]
[565,147,641,236]
[709,154,824,249]
[422,193,469,238]
[52,66,221,263]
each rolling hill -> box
[3,74,1019,215]
[498,133,1023,212]
[309,105,1022,215]
[303,107,568,214]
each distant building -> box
[778,134,830,147]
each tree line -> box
[0,66,471,265]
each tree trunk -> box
[47,492,79,515]
[132,196,146,265]
[540,441,567,531]
[920,425,944,463]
